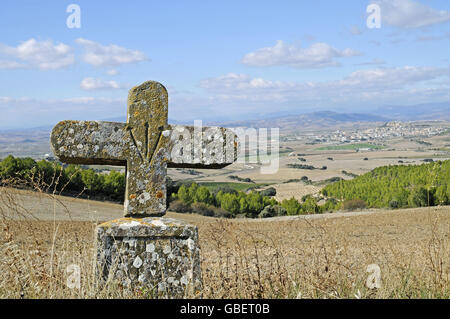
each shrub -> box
[408,186,430,207]
[246,192,264,217]
[273,205,287,216]
[435,185,449,205]
[281,197,302,215]
[342,199,367,211]
[389,199,399,209]
[193,186,213,205]
[191,202,215,217]
[166,177,180,198]
[212,185,238,196]
[259,187,276,197]
[220,193,240,215]
[228,175,254,183]
[258,205,287,218]
[302,197,320,214]
[284,179,301,183]
[322,198,338,212]
[212,207,232,218]
[80,169,104,193]
[104,170,125,201]
[177,184,193,204]
[169,200,191,213]
[258,206,276,218]
[288,164,316,170]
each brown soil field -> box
[271,182,321,202]
[0,187,449,299]
[172,133,449,194]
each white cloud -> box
[105,69,120,76]
[198,66,450,110]
[355,58,386,66]
[200,73,283,91]
[336,66,450,88]
[372,0,450,28]
[0,39,74,70]
[80,77,129,90]
[76,38,148,67]
[0,60,26,69]
[241,40,361,68]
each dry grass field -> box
[0,187,449,299]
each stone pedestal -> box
[95,217,202,298]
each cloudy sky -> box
[1,0,450,129]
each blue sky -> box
[1,0,450,129]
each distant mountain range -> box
[209,111,389,130]
[1,101,448,137]
[373,102,450,121]
[206,101,449,129]
[1,102,449,158]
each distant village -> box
[294,121,449,144]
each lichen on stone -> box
[95,217,202,298]
[50,81,238,218]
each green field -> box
[316,143,384,151]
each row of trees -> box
[172,183,278,218]
[0,155,125,201]
[1,156,325,218]
[4,155,446,218]
[169,182,334,218]
[322,160,450,208]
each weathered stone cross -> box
[51,81,238,217]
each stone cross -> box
[51,81,238,217]
[50,81,239,297]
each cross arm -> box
[164,125,238,169]
[50,120,130,165]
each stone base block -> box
[95,217,202,298]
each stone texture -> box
[95,217,202,298]
[50,81,238,217]
[50,80,239,298]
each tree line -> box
[0,155,125,201]
[0,155,329,218]
[1,155,448,218]
[322,160,450,208]
[168,182,329,218]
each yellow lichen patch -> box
[99,217,152,229]
[129,194,136,200]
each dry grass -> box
[0,185,449,299]
[197,207,449,298]
[272,182,321,202]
